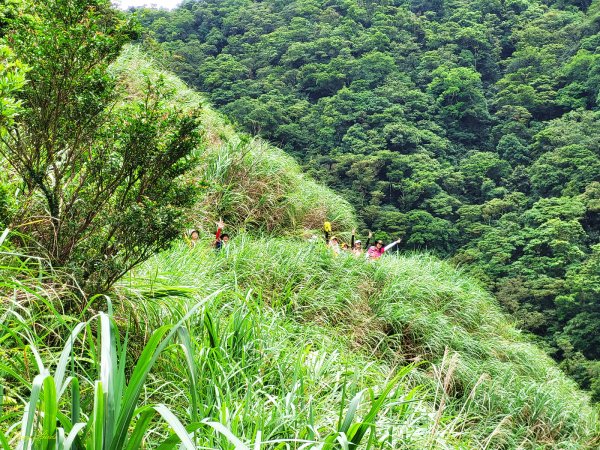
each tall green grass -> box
[0,233,211,448]
[110,46,356,236]
[123,236,600,449]
[1,232,443,449]
[3,236,599,448]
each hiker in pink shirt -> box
[366,238,402,259]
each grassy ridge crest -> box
[110,45,356,236]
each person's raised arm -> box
[365,231,373,249]
[383,237,402,252]
[351,229,356,249]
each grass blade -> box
[19,373,46,450]
[0,433,11,450]
[54,323,86,397]
[42,375,57,450]
[154,404,196,450]
[109,291,220,450]
[177,327,198,424]
[64,423,86,449]
[348,364,416,447]
[71,377,80,428]
[124,408,156,450]
[339,390,365,435]
[99,312,117,448]
[0,228,9,246]
[91,381,104,450]
[202,420,249,450]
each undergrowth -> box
[0,233,440,448]
[1,230,599,448]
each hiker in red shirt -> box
[214,218,229,250]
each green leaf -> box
[201,420,249,450]
[91,381,104,450]
[41,375,57,450]
[20,373,46,450]
[339,390,365,434]
[64,423,86,450]
[123,407,156,450]
[109,292,220,450]
[154,404,196,450]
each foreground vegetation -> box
[2,233,599,448]
[127,237,600,448]
[1,1,599,448]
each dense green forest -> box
[135,0,600,399]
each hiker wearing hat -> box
[328,235,341,254]
[351,229,372,256]
[367,236,402,259]
[323,221,341,254]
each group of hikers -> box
[322,221,402,259]
[186,219,402,260]
[187,219,229,249]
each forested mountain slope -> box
[4,51,600,448]
[136,0,600,399]
[1,0,599,446]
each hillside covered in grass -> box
[3,231,599,448]
[119,236,600,448]
[111,45,356,237]
[0,1,599,448]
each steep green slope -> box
[116,47,595,448]
[111,46,356,236]
[2,233,599,448]
[123,236,599,448]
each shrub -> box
[1,1,203,294]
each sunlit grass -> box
[111,46,357,237]
[124,236,599,449]
[2,232,599,448]
[1,234,441,448]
